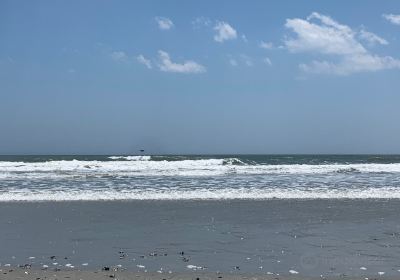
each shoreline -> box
[0,197,399,203]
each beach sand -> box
[0,267,396,280]
[1,200,400,279]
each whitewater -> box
[1,155,400,201]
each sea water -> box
[1,154,400,201]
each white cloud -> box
[213,21,237,42]
[192,17,212,29]
[241,34,248,43]
[300,55,400,75]
[285,12,365,55]
[157,50,206,73]
[227,55,255,67]
[240,54,253,66]
[358,29,388,46]
[110,51,128,62]
[155,17,174,30]
[259,41,273,49]
[229,58,238,66]
[136,55,152,69]
[264,57,272,66]
[383,14,400,25]
[284,12,400,75]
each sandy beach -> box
[1,200,400,279]
[1,267,398,280]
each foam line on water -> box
[1,187,400,201]
[108,156,151,161]
[1,159,400,178]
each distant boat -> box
[139,149,145,153]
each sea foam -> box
[1,186,400,201]
[2,157,400,201]
[1,158,400,178]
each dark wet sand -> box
[1,200,400,278]
[0,267,397,280]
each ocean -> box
[1,154,400,201]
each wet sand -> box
[1,200,400,278]
[0,267,397,280]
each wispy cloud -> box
[227,55,254,67]
[213,21,237,42]
[136,55,152,69]
[192,17,212,29]
[110,51,128,62]
[299,55,400,75]
[229,58,238,66]
[264,57,272,66]
[358,29,388,46]
[0,56,14,65]
[157,50,206,73]
[259,41,274,49]
[284,12,400,75]
[155,16,174,30]
[383,14,400,25]
[227,54,239,67]
[240,54,253,66]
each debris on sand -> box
[186,265,205,270]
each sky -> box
[1,0,400,154]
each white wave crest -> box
[1,187,400,201]
[1,159,400,178]
[108,156,151,161]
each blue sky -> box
[1,0,400,154]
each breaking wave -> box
[1,187,400,201]
[108,156,151,161]
[1,158,400,178]
[2,156,400,201]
